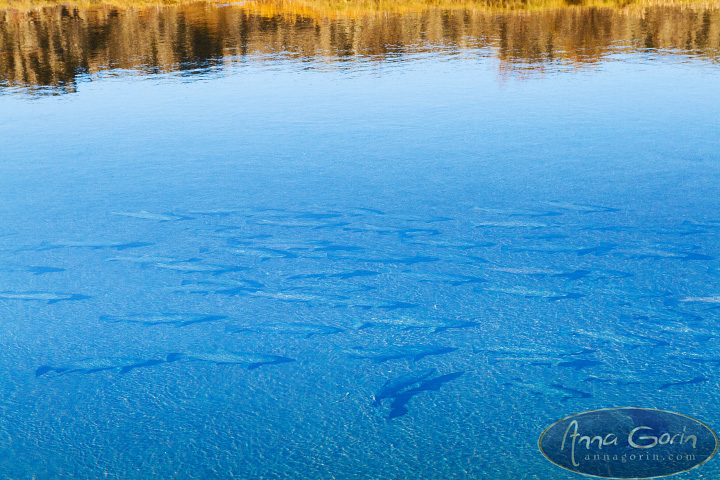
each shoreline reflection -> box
[1,2,718,93]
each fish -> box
[347,345,458,363]
[168,352,295,370]
[111,211,192,221]
[245,290,344,304]
[342,225,440,239]
[654,322,714,340]
[620,246,714,261]
[474,221,548,228]
[312,244,366,253]
[571,329,661,348]
[342,224,397,235]
[355,316,480,333]
[0,266,67,275]
[679,296,720,304]
[477,346,596,357]
[183,209,243,217]
[681,253,715,261]
[172,279,264,295]
[377,301,418,310]
[557,359,603,371]
[293,212,344,220]
[359,256,440,265]
[576,244,617,256]
[583,376,642,387]
[540,201,620,214]
[395,228,441,239]
[26,241,154,252]
[400,272,487,286]
[289,270,380,280]
[226,322,343,338]
[404,240,496,249]
[99,313,227,327]
[488,356,561,364]
[372,368,437,406]
[503,379,592,401]
[106,255,180,265]
[388,372,465,418]
[553,270,591,280]
[480,286,584,301]
[525,234,570,240]
[668,354,720,366]
[252,218,348,229]
[0,292,91,304]
[154,261,248,275]
[508,210,564,218]
[488,267,561,276]
[549,384,594,401]
[659,376,709,390]
[26,266,66,275]
[35,354,175,377]
[230,245,303,260]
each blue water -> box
[1,27,720,479]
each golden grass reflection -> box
[1,0,718,92]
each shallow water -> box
[1,2,720,479]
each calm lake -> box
[1,1,720,478]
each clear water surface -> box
[0,3,720,479]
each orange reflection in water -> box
[1,1,718,92]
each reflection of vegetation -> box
[2,0,719,12]
[1,2,718,93]
[243,0,720,16]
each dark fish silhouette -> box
[175,278,265,295]
[0,292,91,304]
[99,313,227,327]
[397,228,441,239]
[36,354,176,377]
[312,245,365,252]
[373,368,438,406]
[403,271,487,286]
[509,210,564,218]
[558,359,603,370]
[111,211,192,221]
[226,322,343,338]
[682,253,714,261]
[348,345,457,363]
[290,270,380,280]
[481,286,584,301]
[388,372,465,418]
[576,244,616,256]
[553,270,591,280]
[377,301,417,310]
[526,234,570,240]
[355,316,480,333]
[169,352,295,370]
[558,348,598,357]
[659,376,709,390]
[543,202,619,214]
[547,293,586,301]
[361,255,440,265]
[120,359,167,374]
[295,213,344,219]
[154,260,248,275]
[584,376,641,387]
[550,384,593,401]
[230,244,302,260]
[24,241,154,252]
[26,266,66,275]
